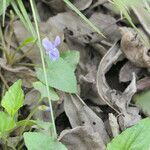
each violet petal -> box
[54,36,61,47]
[48,48,60,61]
[42,38,54,52]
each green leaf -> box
[0,111,16,137]
[107,118,150,150]
[0,0,10,16]
[35,120,52,130]
[16,37,36,51]
[36,57,77,93]
[1,80,24,117]
[61,50,80,70]
[33,121,53,136]
[133,90,150,116]
[33,81,59,101]
[23,132,67,150]
[17,120,36,128]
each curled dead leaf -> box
[120,27,150,68]
[119,61,142,82]
[96,42,141,130]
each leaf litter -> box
[0,0,150,149]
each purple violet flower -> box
[42,36,61,61]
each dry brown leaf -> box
[96,42,124,109]
[24,89,40,107]
[13,21,41,64]
[48,12,120,44]
[91,43,107,56]
[63,94,110,144]
[73,0,92,10]
[0,58,36,88]
[25,89,50,121]
[89,13,121,42]
[64,30,103,105]
[42,0,66,12]
[47,12,93,43]
[96,42,141,130]
[132,2,150,36]
[89,0,107,10]
[120,27,150,68]
[119,61,142,82]
[108,113,120,137]
[37,2,53,21]
[117,74,141,130]
[0,58,35,76]
[59,126,105,150]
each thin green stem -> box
[14,96,41,147]
[17,0,35,36]
[5,138,16,150]
[2,137,8,150]
[11,1,29,31]
[13,40,37,64]
[29,0,57,138]
[15,105,39,147]
[32,0,40,22]
[2,0,7,27]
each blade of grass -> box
[11,1,30,31]
[2,0,7,27]
[11,0,57,138]
[29,0,57,138]
[16,0,36,36]
[11,0,35,36]
[144,0,150,13]
[63,0,106,38]
[32,0,40,22]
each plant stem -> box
[2,0,6,27]
[13,41,37,64]
[29,0,57,138]
[2,138,8,150]
[15,98,41,148]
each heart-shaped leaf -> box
[36,57,77,93]
[107,118,150,150]
[23,132,67,150]
[61,50,80,70]
[1,80,24,117]
[0,111,16,137]
[33,81,59,101]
